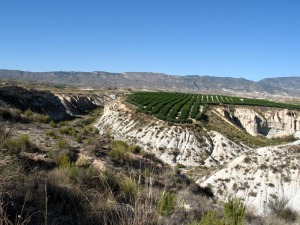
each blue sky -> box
[0,0,299,81]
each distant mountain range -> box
[0,69,300,97]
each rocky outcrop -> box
[216,107,300,138]
[0,86,119,120]
[265,109,300,138]
[55,93,118,116]
[0,86,70,121]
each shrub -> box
[199,211,223,225]
[189,183,214,198]
[56,138,70,150]
[46,130,57,138]
[74,136,83,143]
[92,127,99,134]
[108,140,130,164]
[81,127,90,135]
[278,207,298,222]
[157,191,176,216]
[34,114,51,123]
[59,126,77,137]
[57,153,72,168]
[224,197,245,225]
[128,145,141,154]
[58,121,68,127]
[24,109,33,118]
[5,133,37,154]
[50,121,57,128]
[75,157,91,168]
[119,178,138,203]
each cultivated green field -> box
[127,92,300,123]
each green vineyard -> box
[127,92,300,123]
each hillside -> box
[1,83,300,224]
[1,69,300,97]
[96,94,300,219]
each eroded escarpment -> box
[95,99,249,168]
[215,107,300,138]
[55,92,119,116]
[0,85,120,120]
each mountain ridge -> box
[1,69,299,97]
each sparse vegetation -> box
[0,124,217,225]
[268,197,298,223]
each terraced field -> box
[127,92,300,123]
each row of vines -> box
[127,92,300,124]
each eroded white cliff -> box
[216,107,300,138]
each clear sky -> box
[0,0,299,81]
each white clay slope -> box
[198,141,300,215]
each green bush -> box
[223,197,245,225]
[108,140,131,164]
[128,145,141,154]
[57,153,72,168]
[58,121,69,127]
[5,133,37,154]
[120,178,138,203]
[200,211,223,225]
[34,114,51,123]
[24,109,34,118]
[56,138,70,150]
[59,126,77,137]
[50,121,57,128]
[46,130,57,138]
[157,191,176,216]
[24,108,51,123]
